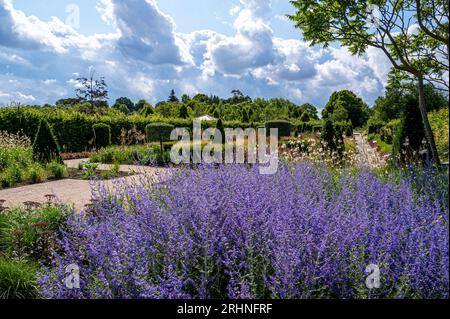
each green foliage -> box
[135,99,151,113]
[242,109,250,123]
[75,70,109,108]
[295,120,323,134]
[46,161,68,179]
[140,103,155,117]
[323,90,369,128]
[393,95,428,163]
[146,123,175,161]
[90,145,169,165]
[113,97,134,113]
[265,120,292,137]
[112,103,130,115]
[0,164,23,187]
[372,90,404,123]
[299,103,319,120]
[145,123,175,143]
[216,119,225,145]
[0,259,37,299]
[32,120,61,163]
[0,105,293,152]
[379,119,400,144]
[372,80,447,125]
[429,107,449,162]
[335,120,353,137]
[179,103,189,119]
[111,162,120,176]
[80,161,99,179]
[0,206,68,260]
[168,89,179,103]
[0,205,69,299]
[321,118,336,152]
[368,133,393,155]
[299,111,310,123]
[367,118,385,135]
[28,163,48,184]
[92,123,112,149]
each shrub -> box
[39,164,449,299]
[92,123,112,149]
[295,120,322,134]
[0,131,33,171]
[392,96,428,163]
[380,119,399,144]
[265,120,291,137]
[321,118,336,152]
[32,120,61,163]
[335,120,353,137]
[101,170,111,180]
[0,107,258,152]
[429,107,449,162]
[0,259,37,299]
[28,164,48,184]
[145,123,175,143]
[0,206,69,262]
[0,163,26,188]
[146,123,175,161]
[46,161,68,179]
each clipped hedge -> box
[265,120,292,137]
[145,123,175,143]
[32,119,61,163]
[146,123,175,163]
[92,123,111,149]
[295,120,323,133]
[0,106,264,152]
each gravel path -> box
[0,160,173,211]
[353,133,382,168]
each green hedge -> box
[0,107,262,152]
[32,119,61,163]
[265,120,292,137]
[92,123,111,149]
[295,120,323,133]
[145,123,175,143]
[334,121,353,137]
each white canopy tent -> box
[196,115,217,121]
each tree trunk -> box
[417,75,441,165]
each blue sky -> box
[0,0,392,109]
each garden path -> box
[353,133,381,168]
[0,160,173,211]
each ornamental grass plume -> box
[39,164,449,299]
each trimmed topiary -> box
[321,118,336,154]
[146,123,175,162]
[32,119,61,163]
[392,95,428,163]
[216,119,225,145]
[265,120,292,137]
[92,123,111,149]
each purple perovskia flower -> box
[38,163,449,299]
